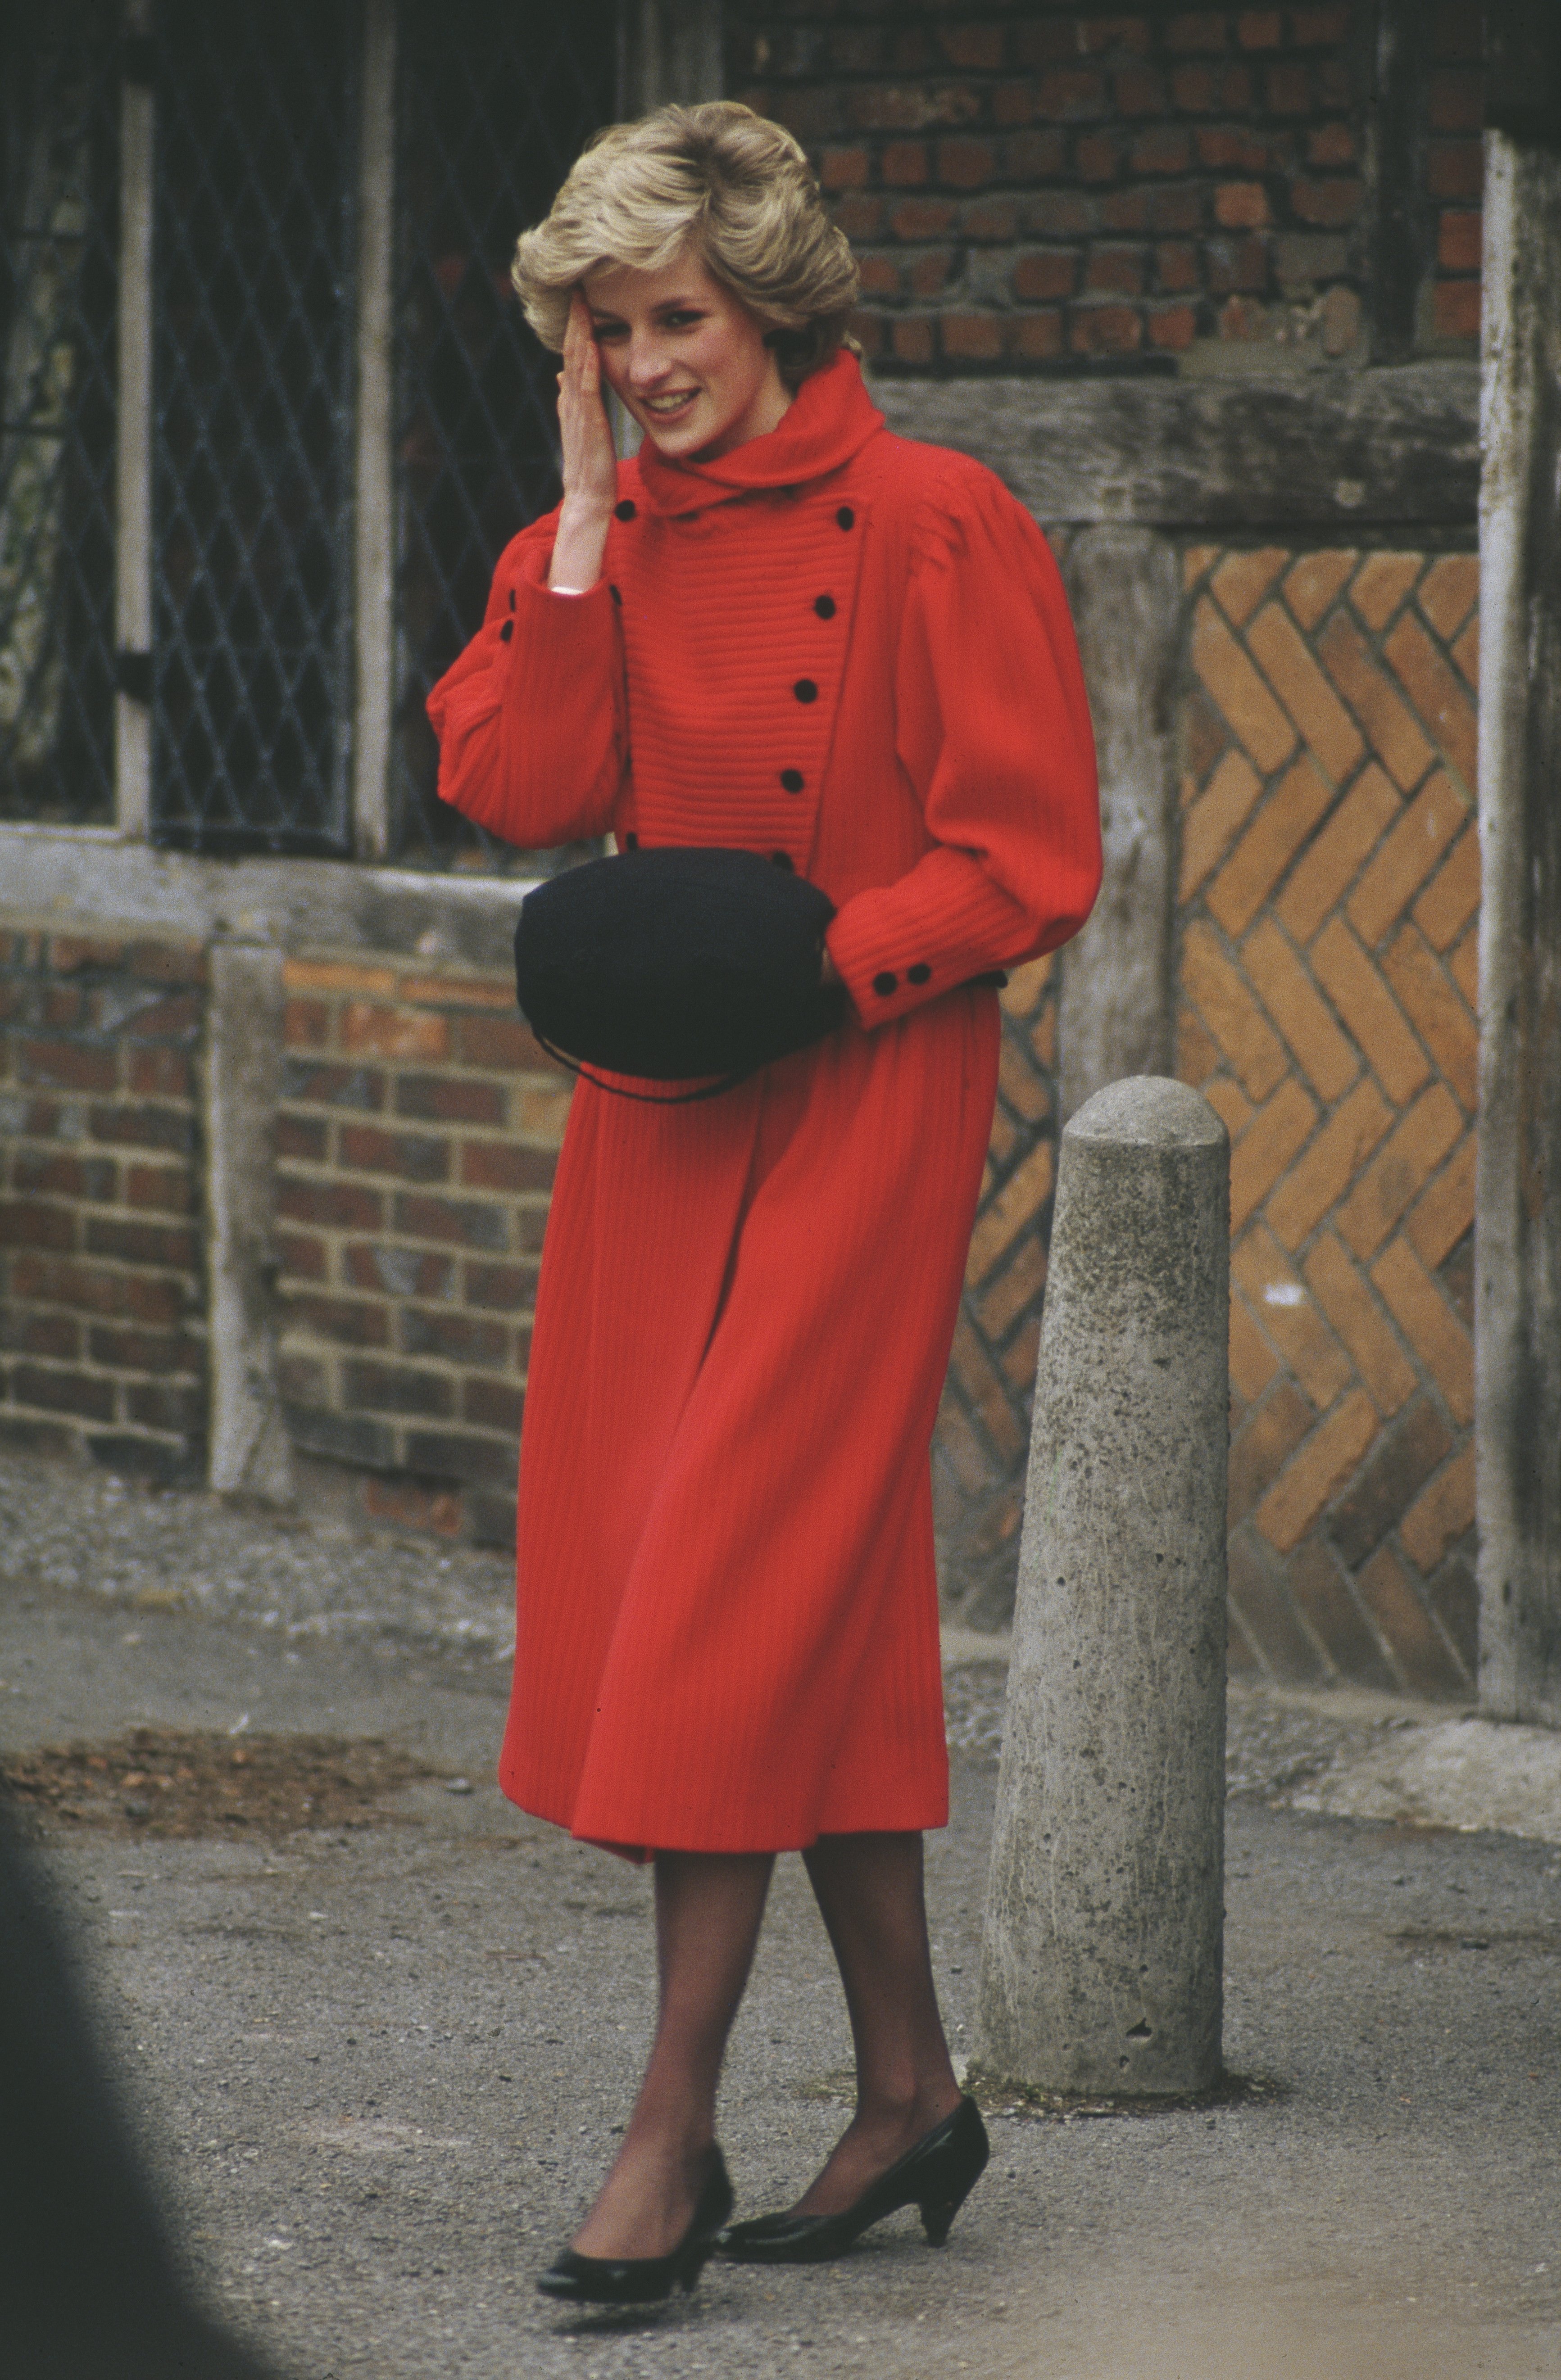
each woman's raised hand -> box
[549,292,616,592]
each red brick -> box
[1227,1532,1328,1683]
[938,138,997,189]
[858,254,903,300]
[41,986,83,1028]
[48,935,125,973]
[11,1254,183,1326]
[282,1062,386,1113]
[0,1202,77,1251]
[11,1150,116,1200]
[941,311,1006,359]
[938,22,1004,71]
[1131,125,1193,175]
[459,1141,556,1194]
[456,1013,561,1073]
[284,1293,390,1348]
[393,1192,508,1252]
[337,1123,450,1183]
[1015,249,1078,300]
[12,1364,115,1423]
[833,197,884,241]
[1078,13,1153,54]
[881,141,928,186]
[1307,122,1357,167]
[17,1039,118,1095]
[125,1380,204,1434]
[1432,281,1481,342]
[84,1217,198,1270]
[1167,12,1228,50]
[1070,302,1143,352]
[891,317,937,363]
[820,146,869,190]
[892,196,956,239]
[1237,9,1281,44]
[275,1114,328,1164]
[1428,67,1482,133]
[126,1163,195,1215]
[1291,179,1363,228]
[1014,20,1076,68]
[1114,64,1166,113]
[463,1376,525,1434]
[993,81,1036,128]
[1157,240,1199,291]
[1437,210,1481,273]
[127,1052,194,1104]
[394,1073,503,1126]
[1355,1545,1469,1697]
[1208,241,1269,299]
[87,1324,200,1375]
[1075,131,1124,184]
[463,1260,537,1312]
[1428,141,1482,201]
[1195,125,1268,173]
[1148,304,1197,348]
[2,1313,81,1360]
[1216,181,1269,228]
[1101,189,1152,232]
[402,1308,508,1366]
[960,197,1018,240]
[275,1178,384,1234]
[285,997,330,1050]
[1085,245,1145,294]
[276,1230,328,1283]
[122,990,201,1040]
[342,1243,456,1301]
[1013,312,1066,357]
[907,249,951,299]
[343,1359,452,1420]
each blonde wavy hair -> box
[511,102,861,391]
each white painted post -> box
[352,0,397,861]
[114,0,154,840]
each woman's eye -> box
[591,323,627,343]
[663,311,702,329]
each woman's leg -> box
[790,1830,963,2217]
[570,1849,773,2259]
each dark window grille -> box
[0,3,118,826]
[392,0,618,872]
[150,0,357,855]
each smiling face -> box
[582,249,792,462]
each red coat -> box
[428,353,1099,1856]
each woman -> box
[427,101,1100,2304]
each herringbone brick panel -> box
[1177,545,1479,1697]
[933,952,1058,1627]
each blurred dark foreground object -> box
[0,1798,289,2380]
[513,845,846,1089]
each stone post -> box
[1475,116,1561,1727]
[976,1077,1230,2096]
[204,939,292,1503]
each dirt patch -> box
[0,1728,445,1840]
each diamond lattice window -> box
[0,3,119,826]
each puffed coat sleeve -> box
[824,467,1101,1028]
[426,507,627,846]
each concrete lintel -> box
[874,362,1479,531]
[0,829,537,973]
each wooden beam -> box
[873,364,1479,532]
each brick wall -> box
[730,1,1484,370]
[1176,542,1478,1696]
[275,955,568,1547]
[0,932,208,1480]
[935,950,1059,1627]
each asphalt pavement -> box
[0,1464,1557,2380]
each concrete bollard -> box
[976,1076,1230,2097]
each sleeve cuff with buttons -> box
[824,846,1040,1029]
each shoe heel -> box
[919,2194,958,2248]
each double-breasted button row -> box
[873,963,934,996]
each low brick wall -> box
[0,930,208,1480]
[274,955,568,1546]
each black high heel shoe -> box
[536,2150,734,2306]
[718,2095,988,2264]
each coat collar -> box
[629,351,884,516]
